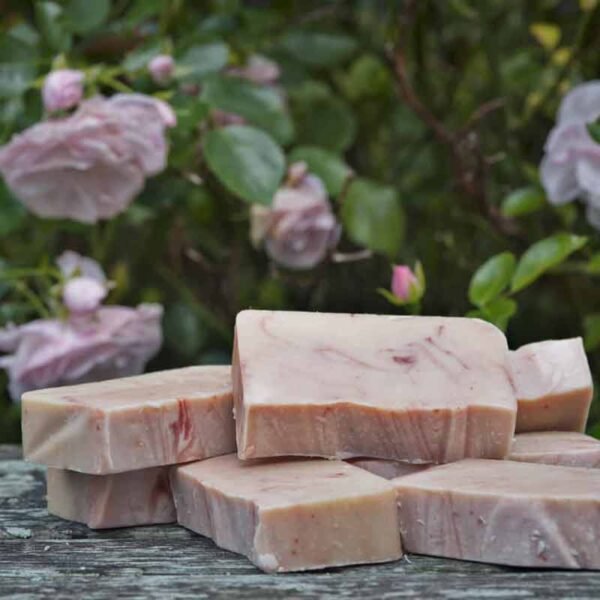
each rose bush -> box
[0,1,599,441]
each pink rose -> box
[63,277,107,314]
[391,265,419,301]
[149,55,175,85]
[56,250,106,283]
[0,94,175,223]
[42,69,85,113]
[250,162,340,270]
[0,304,163,401]
[540,81,600,229]
[229,55,280,85]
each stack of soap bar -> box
[347,458,431,479]
[394,459,600,569]
[510,432,600,468]
[47,467,175,529]
[233,310,516,463]
[171,454,402,573]
[22,366,234,529]
[510,338,593,433]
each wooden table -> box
[1,445,598,599]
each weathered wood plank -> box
[1,445,599,599]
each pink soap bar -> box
[510,432,600,468]
[233,310,516,463]
[47,467,175,529]
[510,338,593,433]
[348,458,431,479]
[171,454,402,573]
[23,366,234,473]
[394,459,600,569]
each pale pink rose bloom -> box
[149,54,175,85]
[42,69,85,113]
[0,304,162,401]
[0,94,175,223]
[540,81,600,229]
[391,265,418,301]
[56,250,106,282]
[63,277,107,314]
[250,162,340,270]
[229,55,280,85]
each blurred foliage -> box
[1,0,600,441]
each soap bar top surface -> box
[510,338,592,432]
[23,365,231,410]
[510,432,600,468]
[234,310,516,462]
[47,466,175,529]
[176,454,393,508]
[23,366,235,473]
[394,459,600,569]
[172,454,402,573]
[396,458,600,498]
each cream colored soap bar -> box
[347,458,431,479]
[47,467,175,529]
[510,338,593,433]
[233,310,516,463]
[395,459,600,569]
[23,366,234,473]
[510,432,600,468]
[171,454,402,573]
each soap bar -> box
[171,454,402,573]
[510,338,593,433]
[23,366,234,473]
[348,458,431,479]
[510,432,600,468]
[233,310,516,462]
[47,466,175,529]
[394,459,600,569]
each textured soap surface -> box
[233,310,516,462]
[23,366,234,473]
[394,459,600,569]
[47,466,175,529]
[510,432,600,468]
[510,338,593,433]
[348,458,431,479]
[171,454,402,573]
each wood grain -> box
[1,445,598,599]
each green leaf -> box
[163,303,207,360]
[292,90,356,152]
[587,121,600,144]
[203,126,285,205]
[35,1,70,52]
[288,146,353,196]
[177,43,229,81]
[529,23,561,50]
[282,31,357,67]
[583,314,600,352]
[0,188,26,238]
[501,186,546,218]
[337,54,391,101]
[122,40,163,72]
[0,65,31,98]
[469,252,516,307]
[64,0,110,33]
[341,178,404,258]
[203,75,294,145]
[511,233,588,293]
[587,253,600,274]
[478,297,518,332]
